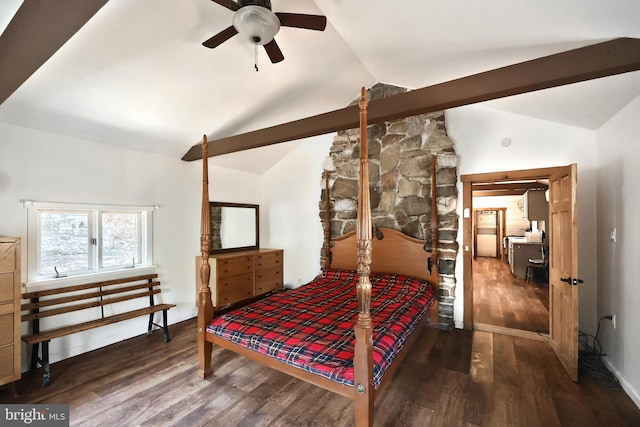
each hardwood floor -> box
[2,318,639,426]
[473,256,549,334]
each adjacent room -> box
[1,1,640,425]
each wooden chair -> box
[525,246,548,284]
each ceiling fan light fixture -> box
[233,5,280,45]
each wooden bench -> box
[21,273,175,387]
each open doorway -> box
[471,204,549,335]
[462,168,553,340]
[462,165,580,379]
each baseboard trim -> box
[474,322,549,342]
[602,356,640,410]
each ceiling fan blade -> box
[275,13,327,31]
[202,26,238,48]
[264,40,284,63]
[210,0,240,12]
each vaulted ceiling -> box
[1,1,640,173]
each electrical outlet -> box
[612,314,616,329]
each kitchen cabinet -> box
[509,238,545,279]
[522,189,548,221]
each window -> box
[39,210,91,276]
[100,211,141,269]
[25,201,155,283]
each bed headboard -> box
[330,227,434,283]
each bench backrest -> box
[22,274,160,322]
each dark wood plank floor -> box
[473,256,549,334]
[2,318,638,426]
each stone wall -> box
[210,205,222,250]
[319,83,459,329]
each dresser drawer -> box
[255,251,282,271]
[217,272,253,306]
[0,273,13,304]
[216,256,253,278]
[255,266,283,295]
[0,302,12,316]
[255,279,283,295]
[0,243,15,273]
[0,345,15,380]
[0,314,13,346]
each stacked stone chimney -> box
[319,83,459,329]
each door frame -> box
[461,166,569,330]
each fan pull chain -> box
[254,45,259,72]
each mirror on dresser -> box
[209,202,259,254]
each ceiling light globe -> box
[233,6,280,46]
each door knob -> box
[560,276,583,285]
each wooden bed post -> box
[198,135,214,378]
[324,167,332,270]
[430,154,439,325]
[353,87,374,427]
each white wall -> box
[446,104,599,332]
[595,94,640,407]
[262,135,334,287]
[0,122,261,368]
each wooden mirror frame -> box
[209,202,259,254]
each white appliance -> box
[476,210,497,257]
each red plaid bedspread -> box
[207,269,435,389]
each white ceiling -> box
[1,0,639,173]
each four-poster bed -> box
[197,88,439,426]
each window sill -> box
[23,266,157,293]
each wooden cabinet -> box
[197,249,283,309]
[510,241,544,279]
[0,236,21,389]
[522,189,548,221]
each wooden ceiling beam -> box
[473,190,528,197]
[182,37,640,161]
[0,0,109,106]
[472,182,547,192]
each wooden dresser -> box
[0,236,21,391]
[196,249,283,309]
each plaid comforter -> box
[207,269,435,388]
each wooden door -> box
[548,164,579,381]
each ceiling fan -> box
[202,0,327,64]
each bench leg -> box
[162,309,171,343]
[147,310,171,342]
[147,312,154,336]
[41,341,51,387]
[30,342,40,371]
[29,342,52,387]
